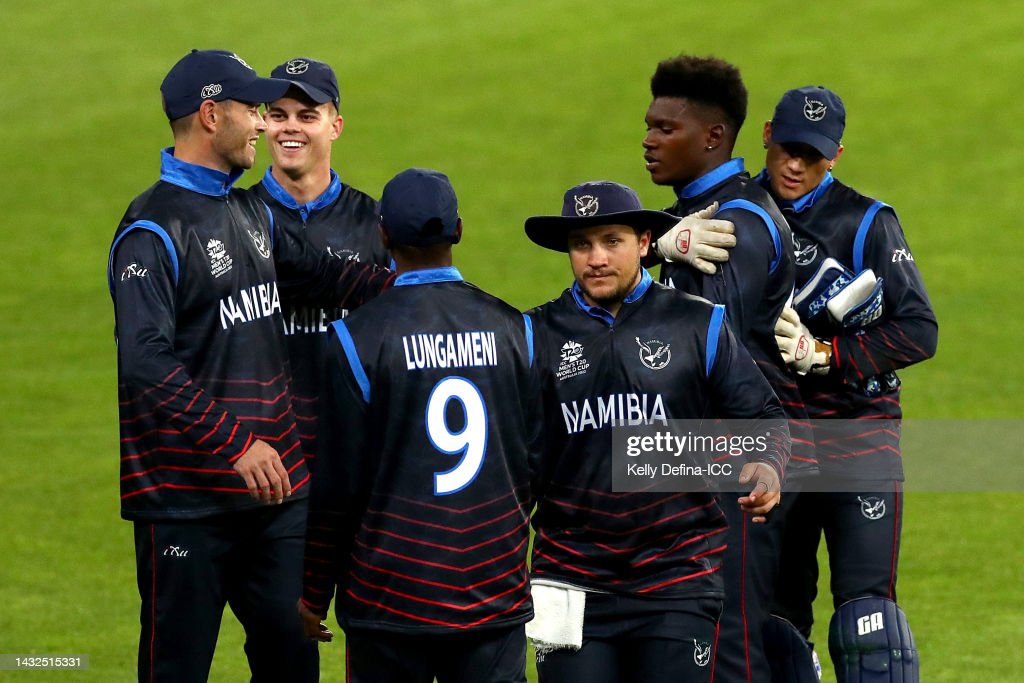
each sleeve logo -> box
[120,262,149,281]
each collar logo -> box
[228,53,252,70]
[285,59,310,75]
[694,639,712,667]
[636,336,671,370]
[574,194,599,217]
[201,83,223,99]
[858,496,886,520]
[803,97,827,122]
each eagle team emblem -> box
[636,337,671,370]
[693,639,712,667]
[574,194,599,216]
[858,496,886,520]
[803,97,827,121]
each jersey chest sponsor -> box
[560,392,667,434]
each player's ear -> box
[829,144,844,169]
[762,121,772,149]
[331,113,344,141]
[453,218,463,245]
[705,121,725,151]
[197,99,219,133]
[637,228,651,257]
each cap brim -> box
[770,123,840,160]
[281,82,336,106]
[525,210,678,252]
[232,77,292,106]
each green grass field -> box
[1,0,1021,680]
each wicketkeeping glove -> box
[774,306,832,375]
[791,257,853,322]
[826,269,884,328]
[653,202,736,275]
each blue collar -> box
[571,269,653,326]
[676,158,745,200]
[159,148,242,197]
[260,167,343,218]
[756,169,834,213]
[394,266,463,286]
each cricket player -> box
[642,54,810,683]
[524,180,789,683]
[758,86,936,682]
[250,57,390,469]
[108,49,392,682]
[298,168,538,683]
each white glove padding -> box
[653,202,736,275]
[826,269,884,328]
[792,257,853,322]
[774,306,832,375]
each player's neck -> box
[173,139,234,175]
[272,165,333,205]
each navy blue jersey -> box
[756,171,938,478]
[109,149,393,520]
[527,271,788,598]
[251,169,390,468]
[658,159,814,472]
[302,267,538,634]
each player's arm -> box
[696,208,777,341]
[268,201,395,309]
[301,322,374,623]
[829,209,938,382]
[111,228,290,502]
[706,308,791,519]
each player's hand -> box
[773,306,831,376]
[232,439,292,504]
[737,462,781,523]
[653,202,736,275]
[298,600,334,642]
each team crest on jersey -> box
[556,340,590,381]
[206,238,233,278]
[120,262,149,282]
[693,639,712,667]
[858,496,886,520]
[793,234,819,266]
[248,229,271,259]
[574,194,599,217]
[326,246,361,262]
[804,97,827,122]
[636,336,671,370]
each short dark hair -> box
[650,55,748,135]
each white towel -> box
[525,581,586,659]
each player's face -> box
[762,121,842,201]
[567,224,651,316]
[264,97,342,180]
[644,97,712,187]
[212,100,266,171]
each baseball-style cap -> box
[525,181,678,252]
[380,168,461,247]
[160,49,291,120]
[770,86,846,160]
[270,57,340,109]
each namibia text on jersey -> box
[219,281,281,329]
[561,393,667,434]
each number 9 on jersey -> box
[426,376,488,496]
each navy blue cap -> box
[524,181,677,252]
[770,86,846,160]
[160,49,290,121]
[380,168,461,247]
[270,57,340,109]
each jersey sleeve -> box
[269,200,395,310]
[110,227,255,461]
[706,308,790,479]
[301,322,374,617]
[697,208,777,341]
[831,208,938,382]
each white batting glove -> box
[653,202,736,275]
[774,306,832,375]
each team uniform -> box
[109,149,392,682]
[301,267,538,683]
[659,157,809,683]
[251,168,390,468]
[528,270,789,683]
[754,170,937,644]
